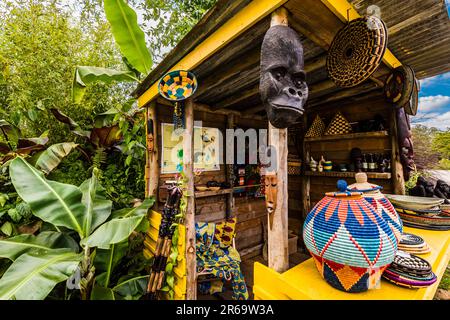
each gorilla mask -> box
[260,25,308,128]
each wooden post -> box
[300,116,310,253]
[266,3,290,274]
[390,109,406,195]
[146,101,159,199]
[226,114,235,218]
[183,98,197,299]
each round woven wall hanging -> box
[327,16,388,88]
[158,70,198,101]
[404,76,419,116]
[384,65,415,109]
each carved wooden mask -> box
[260,25,308,128]
[264,174,278,229]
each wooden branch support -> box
[226,114,235,219]
[390,109,406,195]
[266,7,289,273]
[146,101,159,199]
[183,98,197,300]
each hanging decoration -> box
[384,65,416,110]
[327,16,388,88]
[158,70,198,130]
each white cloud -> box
[418,95,450,112]
[420,72,450,88]
[412,110,450,130]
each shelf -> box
[194,188,233,198]
[305,171,391,179]
[304,131,388,142]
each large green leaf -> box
[112,275,149,299]
[9,157,87,237]
[0,231,79,261]
[79,171,112,236]
[73,66,138,104]
[94,241,128,287]
[80,215,143,250]
[0,119,20,145]
[103,0,152,75]
[90,285,115,300]
[81,198,154,249]
[35,142,79,174]
[110,197,155,219]
[0,249,82,300]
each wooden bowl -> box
[209,187,221,191]
[195,185,209,191]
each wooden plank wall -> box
[154,104,268,259]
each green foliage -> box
[0,157,155,299]
[0,0,126,142]
[104,0,153,74]
[138,0,217,61]
[432,130,450,159]
[73,66,138,104]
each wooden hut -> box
[134,0,450,300]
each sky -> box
[413,72,450,130]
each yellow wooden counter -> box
[254,227,450,300]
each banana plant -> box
[72,0,152,104]
[0,157,154,300]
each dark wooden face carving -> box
[260,25,308,128]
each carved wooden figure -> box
[260,25,308,128]
[264,174,278,230]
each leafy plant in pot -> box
[0,157,155,300]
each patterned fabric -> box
[195,221,249,300]
[324,112,352,135]
[214,218,236,248]
[303,193,397,292]
[305,115,326,138]
[158,70,198,101]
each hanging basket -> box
[158,70,198,101]
[384,65,415,109]
[327,16,388,88]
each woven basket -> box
[288,161,302,175]
[347,173,403,243]
[305,115,326,138]
[303,181,397,292]
[324,112,352,135]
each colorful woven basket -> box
[158,70,198,101]
[303,180,397,293]
[347,173,403,243]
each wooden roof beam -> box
[137,0,288,107]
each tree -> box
[432,129,450,169]
[411,125,440,170]
[0,0,126,142]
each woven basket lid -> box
[158,70,198,101]
[327,16,388,88]
[404,75,419,116]
[347,172,382,192]
[384,65,415,108]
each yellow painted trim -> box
[137,0,288,107]
[320,0,402,69]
